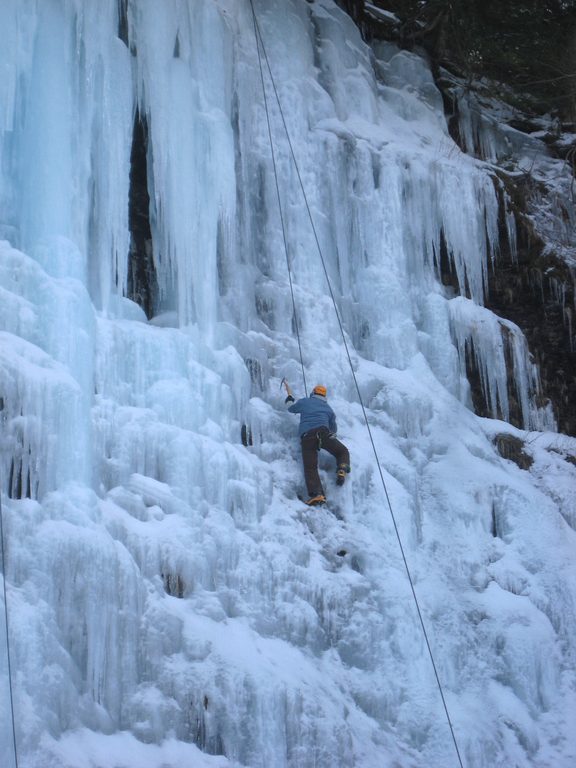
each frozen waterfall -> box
[1,1,575,767]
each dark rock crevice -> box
[117,0,129,47]
[162,571,186,598]
[127,110,158,319]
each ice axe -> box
[280,377,293,398]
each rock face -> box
[447,123,575,435]
[487,191,576,435]
[494,433,533,470]
[342,0,576,435]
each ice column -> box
[129,0,236,331]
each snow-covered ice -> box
[0,1,575,767]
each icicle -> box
[449,297,555,430]
[503,192,518,263]
[128,0,236,331]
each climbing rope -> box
[248,3,465,766]
[250,1,307,396]
[0,491,19,768]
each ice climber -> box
[283,381,350,506]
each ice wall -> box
[1,1,575,767]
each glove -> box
[282,378,295,404]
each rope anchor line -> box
[0,490,19,768]
[248,2,465,766]
[250,2,307,397]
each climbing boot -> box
[336,464,350,486]
[306,494,326,506]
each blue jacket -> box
[288,394,337,437]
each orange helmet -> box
[312,385,327,397]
